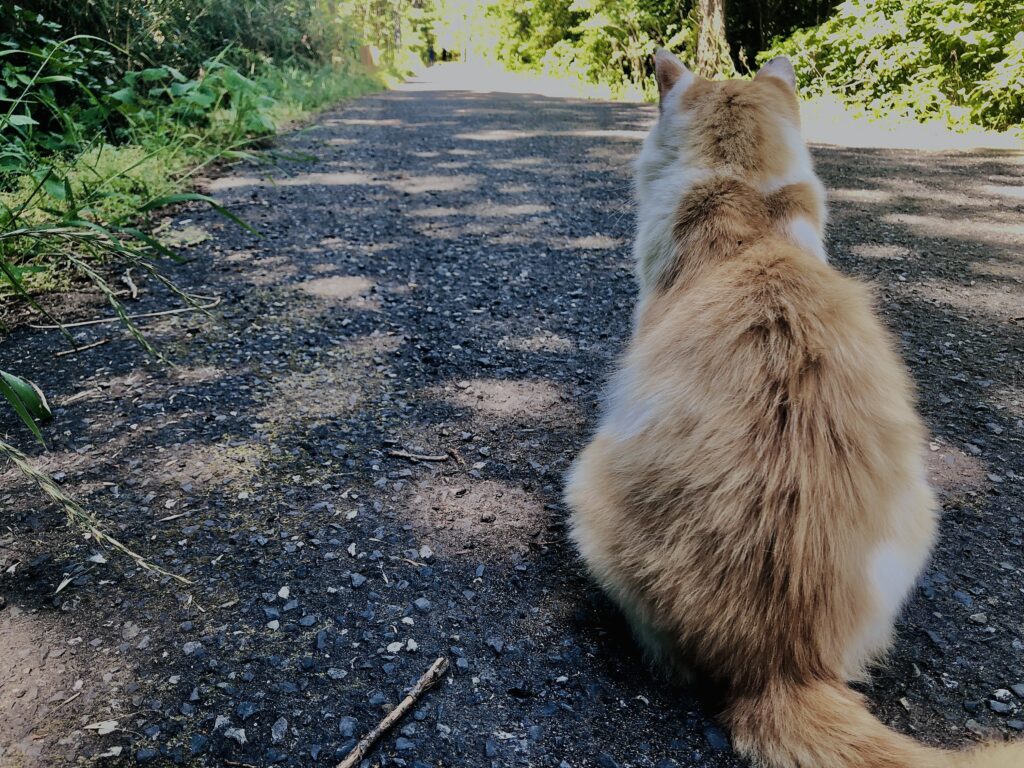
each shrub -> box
[764,0,1024,131]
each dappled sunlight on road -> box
[395,62,637,101]
[437,377,569,420]
[801,93,1022,151]
[297,275,376,304]
[915,278,1024,324]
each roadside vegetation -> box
[0,1,427,565]
[431,0,1023,133]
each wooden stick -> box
[54,338,109,357]
[387,449,449,463]
[336,657,449,768]
[29,295,221,330]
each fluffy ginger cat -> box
[564,49,1021,768]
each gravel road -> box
[2,66,1023,768]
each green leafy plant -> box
[0,369,51,437]
[763,0,1024,131]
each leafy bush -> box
[482,0,695,98]
[764,0,1024,131]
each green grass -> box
[0,59,385,297]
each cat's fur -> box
[564,49,1022,768]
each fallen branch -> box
[29,295,222,330]
[387,449,449,463]
[336,656,449,768]
[54,338,109,358]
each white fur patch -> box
[601,362,658,441]
[785,217,827,261]
[843,471,937,679]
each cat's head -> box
[632,50,827,293]
[636,50,812,199]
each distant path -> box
[3,64,1023,767]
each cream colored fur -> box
[565,49,1023,768]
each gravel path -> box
[2,67,1024,768]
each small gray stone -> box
[339,716,358,737]
[990,700,1013,714]
[271,716,288,744]
[224,727,246,745]
[704,724,730,750]
[189,734,208,755]
[414,597,432,613]
[182,641,204,657]
[351,573,367,588]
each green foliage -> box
[467,1,837,99]
[765,0,1024,131]
[30,0,349,70]
[474,0,695,98]
[0,369,51,443]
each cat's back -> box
[605,236,923,495]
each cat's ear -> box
[755,56,796,90]
[654,48,692,104]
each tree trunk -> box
[695,0,734,78]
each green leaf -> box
[108,87,135,104]
[33,75,74,84]
[6,113,38,126]
[0,153,28,173]
[1,370,52,423]
[168,80,196,97]
[0,371,45,445]
[32,167,67,200]
[140,66,171,82]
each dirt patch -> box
[402,477,547,556]
[297,275,375,302]
[0,604,130,767]
[440,377,567,420]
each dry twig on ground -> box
[336,656,449,768]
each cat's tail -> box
[722,677,1023,768]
